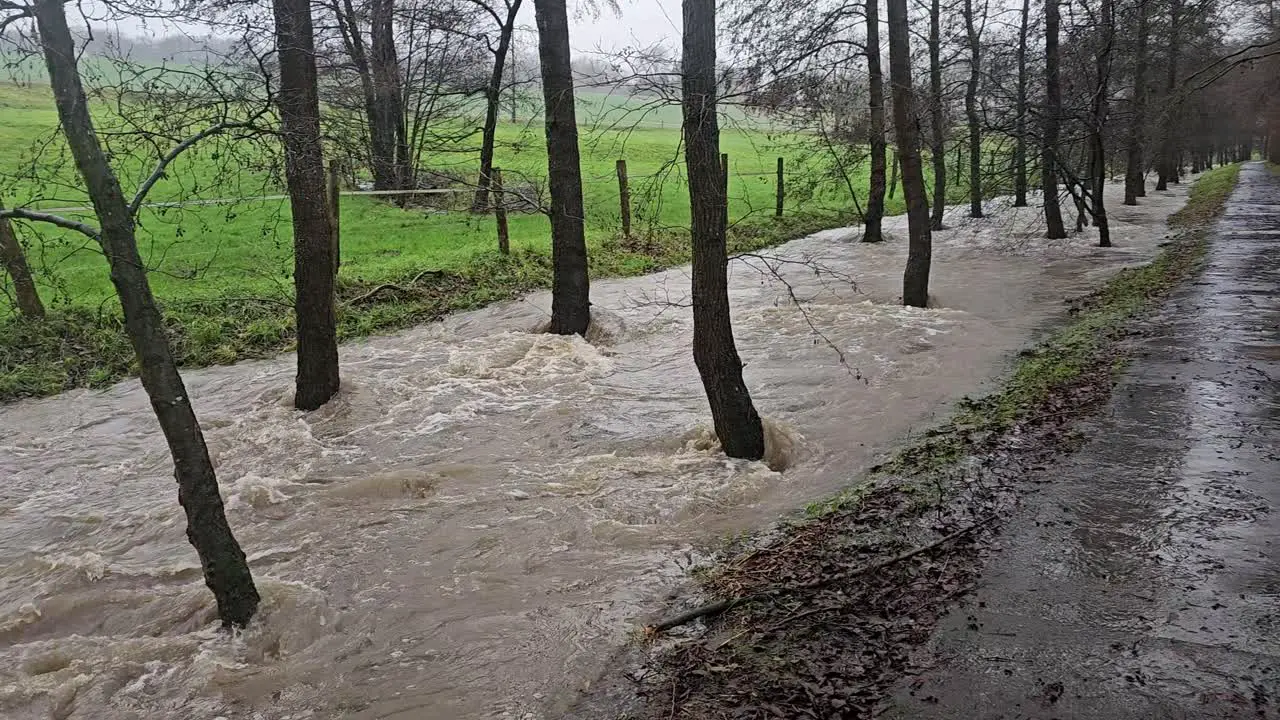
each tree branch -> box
[0,207,101,239]
[129,112,271,216]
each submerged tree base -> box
[563,163,1240,720]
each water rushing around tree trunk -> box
[0,184,1191,719]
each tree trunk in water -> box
[1156,0,1181,192]
[928,0,946,230]
[681,0,765,460]
[274,0,340,410]
[472,0,523,212]
[1124,0,1149,204]
[0,202,44,319]
[1013,0,1030,207]
[888,0,932,307]
[1092,0,1114,247]
[534,0,591,335]
[32,0,259,627]
[863,0,887,243]
[1042,0,1068,239]
[962,0,983,217]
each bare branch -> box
[0,207,101,240]
[129,112,271,216]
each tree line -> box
[1,0,1277,628]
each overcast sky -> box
[88,0,683,55]
[565,0,681,52]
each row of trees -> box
[1,0,1276,630]
[729,0,1279,242]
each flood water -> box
[0,183,1191,719]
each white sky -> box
[563,0,681,52]
[88,0,682,55]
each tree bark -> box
[962,0,983,217]
[928,0,947,230]
[888,0,932,307]
[862,0,887,243]
[533,0,591,335]
[369,0,407,190]
[274,0,341,410]
[334,0,400,192]
[334,0,386,189]
[1124,0,1150,204]
[1092,0,1114,247]
[682,0,765,460]
[1156,0,1182,191]
[1013,0,1030,207]
[0,201,44,319]
[32,0,259,627]
[473,0,523,212]
[1042,0,1068,239]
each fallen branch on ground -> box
[645,514,998,635]
[346,269,446,305]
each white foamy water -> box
[0,181,1193,719]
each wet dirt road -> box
[888,163,1280,718]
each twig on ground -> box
[646,514,998,635]
[346,269,446,305]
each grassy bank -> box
[597,163,1241,720]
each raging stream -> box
[0,184,1190,719]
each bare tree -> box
[1156,0,1183,191]
[928,0,947,230]
[1013,0,1030,207]
[332,0,408,190]
[962,0,985,217]
[683,0,766,459]
[467,0,523,211]
[1090,0,1115,247]
[533,0,591,335]
[1124,0,1150,204]
[5,0,260,626]
[887,0,931,306]
[1042,0,1067,239]
[862,0,887,242]
[274,0,341,409]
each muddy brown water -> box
[0,183,1192,719]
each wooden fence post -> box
[721,152,730,231]
[616,159,631,240]
[493,166,510,255]
[775,157,785,218]
[327,160,341,276]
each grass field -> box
[0,77,990,400]
[0,81,866,308]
